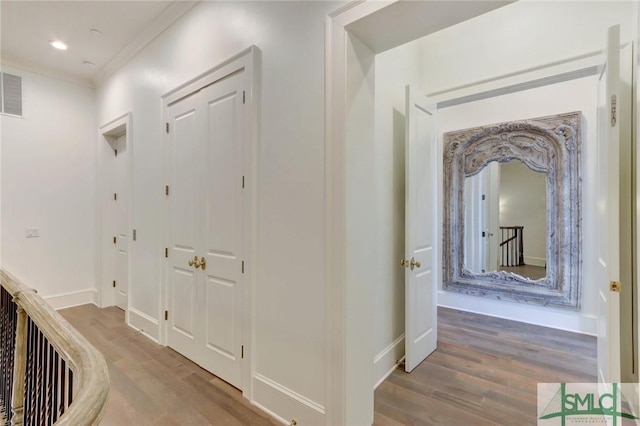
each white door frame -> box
[97,112,133,321]
[160,46,260,398]
[325,3,515,423]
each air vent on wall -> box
[1,72,23,117]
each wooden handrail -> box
[0,269,109,425]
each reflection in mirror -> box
[464,160,547,280]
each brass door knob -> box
[410,257,421,270]
[199,256,206,270]
[188,256,202,269]
[400,259,409,268]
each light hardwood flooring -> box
[374,307,596,425]
[61,304,596,425]
[60,305,279,426]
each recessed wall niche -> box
[442,111,582,310]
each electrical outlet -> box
[25,227,39,238]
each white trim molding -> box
[373,334,405,389]
[128,307,160,343]
[45,288,98,310]
[253,374,325,426]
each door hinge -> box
[115,149,118,157]
[243,90,246,104]
[113,280,116,288]
[242,176,245,189]
[165,310,168,320]
[241,345,244,359]
[114,193,117,201]
[165,185,169,196]
[611,95,617,127]
[242,260,245,274]
[166,122,169,133]
[481,194,486,200]
[165,248,168,258]
[113,236,116,244]
[133,229,137,241]
[610,281,621,292]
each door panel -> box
[206,91,240,255]
[596,25,621,384]
[167,94,201,359]
[114,134,129,309]
[404,86,438,373]
[172,108,199,250]
[199,77,244,389]
[167,72,245,390]
[172,269,197,337]
[486,163,500,272]
[205,277,236,358]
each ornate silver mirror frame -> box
[443,111,582,309]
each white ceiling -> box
[0,1,198,87]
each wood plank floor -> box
[60,305,280,426]
[61,304,596,425]
[374,307,597,426]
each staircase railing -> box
[0,269,109,425]
[499,226,524,267]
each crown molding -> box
[91,1,200,88]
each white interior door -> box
[167,92,201,362]
[196,76,244,389]
[167,71,246,389]
[596,25,621,384]
[404,86,438,373]
[486,162,500,272]
[114,134,129,310]
[464,173,485,273]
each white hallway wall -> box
[96,1,336,422]
[1,66,97,307]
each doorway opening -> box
[98,113,133,318]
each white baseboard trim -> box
[250,401,288,425]
[437,291,597,335]
[128,307,159,342]
[45,288,97,310]
[524,256,546,267]
[252,373,325,425]
[374,333,405,389]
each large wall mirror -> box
[443,112,582,309]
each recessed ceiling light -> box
[50,40,68,50]
[83,61,95,67]
[90,29,102,36]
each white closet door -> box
[167,92,202,362]
[196,74,245,389]
[166,71,246,390]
